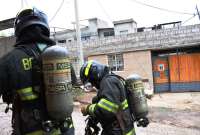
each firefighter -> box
[80,60,136,135]
[0,8,76,135]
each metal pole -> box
[53,27,56,41]
[74,0,84,66]
[196,5,200,21]
[21,0,24,9]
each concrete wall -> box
[88,18,109,33]
[1,24,200,61]
[98,29,114,38]
[87,54,108,64]
[1,24,200,91]
[122,50,153,86]
[114,22,137,35]
[0,36,15,58]
[79,24,200,56]
[53,30,76,42]
[87,50,153,88]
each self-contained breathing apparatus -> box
[109,73,149,127]
[41,45,74,132]
[10,44,73,133]
[42,45,74,121]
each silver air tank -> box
[42,45,73,121]
[125,74,148,120]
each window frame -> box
[107,53,124,71]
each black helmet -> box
[14,8,50,37]
[80,60,109,88]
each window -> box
[81,36,90,41]
[103,31,114,37]
[120,30,128,35]
[108,54,124,71]
[58,40,66,43]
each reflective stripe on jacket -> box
[0,44,75,135]
[88,75,135,135]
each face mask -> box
[37,43,47,52]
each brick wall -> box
[1,24,200,58]
[1,24,200,92]
[87,54,108,64]
[87,50,153,88]
[122,50,153,85]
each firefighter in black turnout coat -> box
[80,60,136,135]
[0,8,76,135]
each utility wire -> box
[129,0,194,15]
[182,14,197,25]
[196,5,200,20]
[96,0,113,23]
[49,0,65,22]
[50,26,68,30]
[24,0,29,7]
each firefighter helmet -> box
[14,8,50,37]
[80,60,109,87]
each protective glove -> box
[81,105,90,116]
[92,96,99,103]
[137,117,149,127]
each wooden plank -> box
[169,55,178,82]
[169,53,200,82]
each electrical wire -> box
[24,0,29,7]
[182,14,197,25]
[96,0,113,23]
[128,0,194,15]
[49,0,65,23]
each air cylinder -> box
[125,74,148,120]
[42,45,73,121]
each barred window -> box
[107,54,124,71]
[58,40,66,43]
[103,31,114,37]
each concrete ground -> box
[1,92,200,135]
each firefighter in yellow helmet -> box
[0,8,76,135]
[80,60,136,135]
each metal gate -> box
[152,56,170,93]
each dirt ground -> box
[1,92,200,135]
[147,92,200,129]
[77,92,200,129]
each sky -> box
[0,0,200,32]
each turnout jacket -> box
[88,75,135,135]
[0,43,75,135]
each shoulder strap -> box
[105,73,126,84]
[15,44,40,59]
[16,44,44,93]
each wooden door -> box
[169,53,200,92]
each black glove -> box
[137,117,149,127]
[2,92,13,104]
[85,116,100,135]
[92,96,99,103]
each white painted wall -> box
[114,22,137,35]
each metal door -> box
[152,57,170,92]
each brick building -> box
[1,18,200,93]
